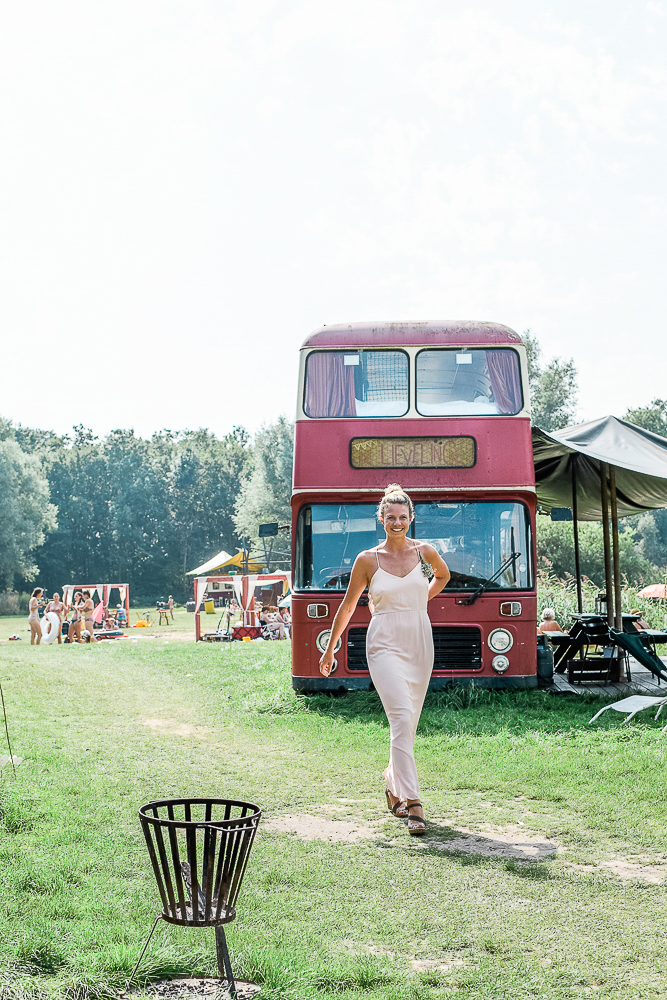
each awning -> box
[187,551,267,575]
[533,416,667,521]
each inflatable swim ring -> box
[41,611,60,645]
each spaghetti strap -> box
[376,547,381,569]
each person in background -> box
[28,588,43,645]
[629,608,651,630]
[43,592,66,644]
[116,604,128,626]
[168,594,174,620]
[537,608,566,635]
[265,608,285,639]
[81,590,99,643]
[67,592,83,643]
[280,606,291,638]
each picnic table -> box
[547,612,667,685]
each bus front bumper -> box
[292,674,538,693]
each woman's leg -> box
[30,621,41,645]
[57,622,62,644]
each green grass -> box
[1,625,667,998]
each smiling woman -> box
[318,484,450,836]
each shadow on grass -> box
[376,817,558,875]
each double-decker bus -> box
[291,321,537,691]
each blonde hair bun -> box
[377,484,414,520]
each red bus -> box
[291,321,537,692]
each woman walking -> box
[28,588,44,645]
[43,592,66,644]
[319,485,450,835]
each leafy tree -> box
[234,417,294,563]
[1,415,255,602]
[624,398,667,439]
[620,401,667,575]
[0,439,57,588]
[521,331,578,431]
[536,518,657,587]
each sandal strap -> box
[391,802,407,815]
[406,801,422,810]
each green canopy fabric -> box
[533,416,667,521]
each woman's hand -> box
[319,650,335,676]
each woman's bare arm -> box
[319,553,374,676]
[420,543,451,601]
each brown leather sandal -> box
[385,789,408,818]
[406,801,426,836]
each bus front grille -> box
[346,626,483,672]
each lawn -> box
[1,619,667,999]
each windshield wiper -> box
[461,552,521,605]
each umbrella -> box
[638,584,667,599]
[278,595,291,608]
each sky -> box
[1,0,666,440]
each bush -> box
[0,590,30,616]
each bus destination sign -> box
[350,436,476,469]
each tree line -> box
[0,417,293,605]
[0,334,666,608]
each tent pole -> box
[609,466,623,630]
[600,463,614,626]
[571,458,583,613]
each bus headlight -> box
[316,630,342,654]
[492,655,510,673]
[488,628,513,653]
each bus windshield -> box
[416,348,522,415]
[296,501,532,591]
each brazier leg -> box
[215,924,236,998]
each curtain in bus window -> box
[486,350,522,414]
[304,353,356,418]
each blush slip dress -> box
[366,543,434,801]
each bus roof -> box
[301,320,522,350]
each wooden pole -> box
[609,466,623,630]
[571,459,583,613]
[600,462,614,626]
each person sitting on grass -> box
[537,608,567,634]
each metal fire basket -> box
[131,797,262,997]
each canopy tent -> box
[62,584,130,624]
[533,416,667,519]
[532,416,667,625]
[187,549,266,575]
[193,573,290,641]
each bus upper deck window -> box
[416,349,522,416]
[304,350,409,418]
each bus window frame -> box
[303,348,411,419]
[414,346,525,418]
